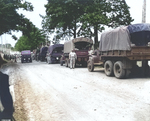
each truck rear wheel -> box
[88,62,94,72]
[114,61,125,79]
[104,60,113,76]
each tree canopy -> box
[0,0,33,35]
[42,0,133,48]
[15,26,46,51]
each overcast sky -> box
[1,0,150,47]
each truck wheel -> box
[88,62,94,72]
[104,60,113,76]
[114,61,125,79]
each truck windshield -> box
[53,47,63,53]
[74,42,92,50]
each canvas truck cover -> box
[21,50,31,55]
[99,26,131,51]
[48,44,64,54]
[127,23,150,33]
[127,23,150,46]
[64,37,93,53]
[40,47,48,54]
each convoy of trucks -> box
[20,23,150,79]
[60,37,93,67]
[87,23,150,78]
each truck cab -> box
[46,44,64,64]
[21,50,32,63]
[87,50,103,72]
[39,47,48,61]
[61,37,93,67]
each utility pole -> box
[142,0,146,23]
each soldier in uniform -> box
[69,50,77,69]
[0,54,14,121]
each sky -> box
[1,0,150,47]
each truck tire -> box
[104,60,113,76]
[114,61,125,79]
[88,61,94,72]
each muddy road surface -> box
[1,61,150,121]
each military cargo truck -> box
[39,46,48,61]
[21,50,32,63]
[88,23,150,78]
[46,44,64,64]
[61,37,93,67]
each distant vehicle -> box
[39,46,48,61]
[21,50,32,63]
[46,44,64,64]
[88,23,150,79]
[60,37,93,67]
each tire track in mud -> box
[11,64,44,121]
[9,64,29,121]
[11,63,57,121]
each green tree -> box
[79,0,133,48]
[43,0,133,48]
[43,0,84,39]
[15,27,46,51]
[0,0,33,35]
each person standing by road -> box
[0,54,14,121]
[69,50,77,69]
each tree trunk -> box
[73,19,77,38]
[94,25,98,49]
[73,28,76,38]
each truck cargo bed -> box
[100,46,150,61]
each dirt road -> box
[1,61,150,121]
